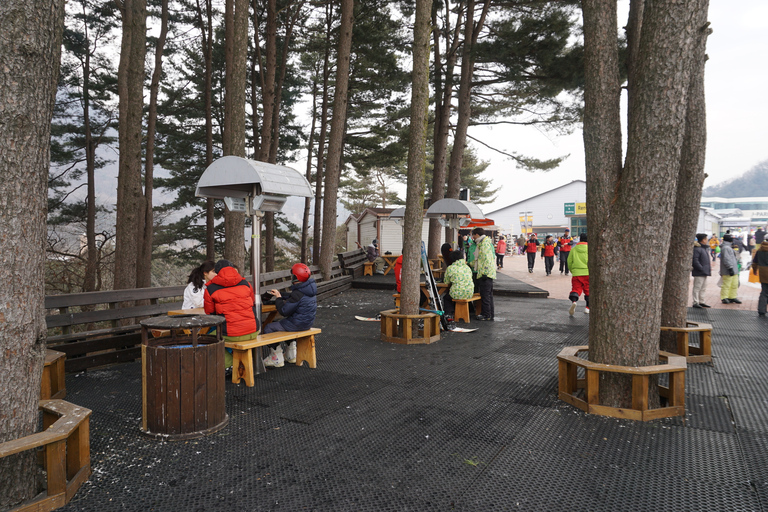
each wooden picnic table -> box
[381,254,400,275]
[168,304,279,325]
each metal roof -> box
[425,198,484,219]
[195,156,313,199]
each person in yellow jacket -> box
[709,235,720,262]
[567,233,589,315]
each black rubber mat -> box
[58,290,768,511]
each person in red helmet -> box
[262,263,318,367]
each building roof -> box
[486,180,586,215]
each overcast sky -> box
[480,0,768,214]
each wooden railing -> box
[0,400,91,512]
[45,260,350,372]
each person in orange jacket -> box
[540,235,558,276]
[525,233,540,273]
[558,229,573,275]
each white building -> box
[486,180,587,237]
[344,208,448,254]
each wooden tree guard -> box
[41,349,66,400]
[0,400,91,512]
[380,309,441,345]
[557,346,686,421]
[660,321,713,363]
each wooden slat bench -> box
[225,328,321,387]
[337,249,369,278]
[660,321,713,363]
[453,294,482,323]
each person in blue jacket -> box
[262,263,318,367]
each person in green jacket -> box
[471,227,497,320]
[567,233,589,316]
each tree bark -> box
[428,0,461,257]
[139,0,169,289]
[81,6,98,293]
[660,1,711,351]
[402,0,434,315]
[320,0,354,280]
[302,71,320,264]
[223,0,248,270]
[312,3,333,265]
[0,0,65,506]
[584,0,700,408]
[114,0,147,291]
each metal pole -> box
[251,187,266,374]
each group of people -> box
[693,228,768,317]
[183,258,318,371]
[518,229,576,276]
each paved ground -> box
[498,250,765,314]
[58,285,768,511]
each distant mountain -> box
[703,159,768,197]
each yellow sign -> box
[575,203,587,215]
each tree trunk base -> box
[380,310,441,345]
[557,346,686,421]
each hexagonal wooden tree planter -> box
[380,309,440,344]
[557,346,686,421]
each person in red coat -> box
[525,233,540,273]
[540,235,558,276]
[204,260,259,370]
[558,229,573,275]
[495,236,507,269]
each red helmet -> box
[291,263,311,282]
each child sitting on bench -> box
[441,250,474,325]
[262,263,318,367]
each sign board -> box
[519,212,533,234]
[564,202,587,216]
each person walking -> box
[540,235,558,276]
[471,227,496,321]
[691,233,712,309]
[755,227,766,245]
[719,234,741,304]
[525,233,540,273]
[495,236,507,269]
[558,229,573,275]
[567,233,589,315]
[751,239,768,317]
[709,234,720,262]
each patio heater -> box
[195,156,313,340]
[425,198,484,249]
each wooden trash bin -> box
[139,315,228,440]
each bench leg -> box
[475,297,482,316]
[295,335,317,368]
[232,349,255,387]
[364,263,373,276]
[455,302,470,323]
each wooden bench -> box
[0,399,91,511]
[337,248,369,278]
[364,261,374,276]
[660,321,713,363]
[225,328,321,387]
[41,349,67,400]
[557,346,686,421]
[453,294,482,323]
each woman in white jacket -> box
[182,260,216,309]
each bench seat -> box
[225,328,321,387]
[660,321,713,363]
[453,294,482,323]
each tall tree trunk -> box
[0,0,65,506]
[445,0,489,244]
[660,1,711,351]
[196,0,216,261]
[82,21,98,293]
[319,0,354,280]
[114,0,147,292]
[312,6,333,264]
[427,0,460,257]
[584,0,700,408]
[223,0,248,270]
[402,0,433,316]
[139,0,169,289]
[302,70,320,264]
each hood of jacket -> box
[292,277,317,297]
[210,266,246,288]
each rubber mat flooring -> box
[59,289,768,511]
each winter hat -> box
[214,259,234,273]
[722,234,733,242]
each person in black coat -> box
[755,227,766,246]
[691,233,712,308]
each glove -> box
[728,268,735,276]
